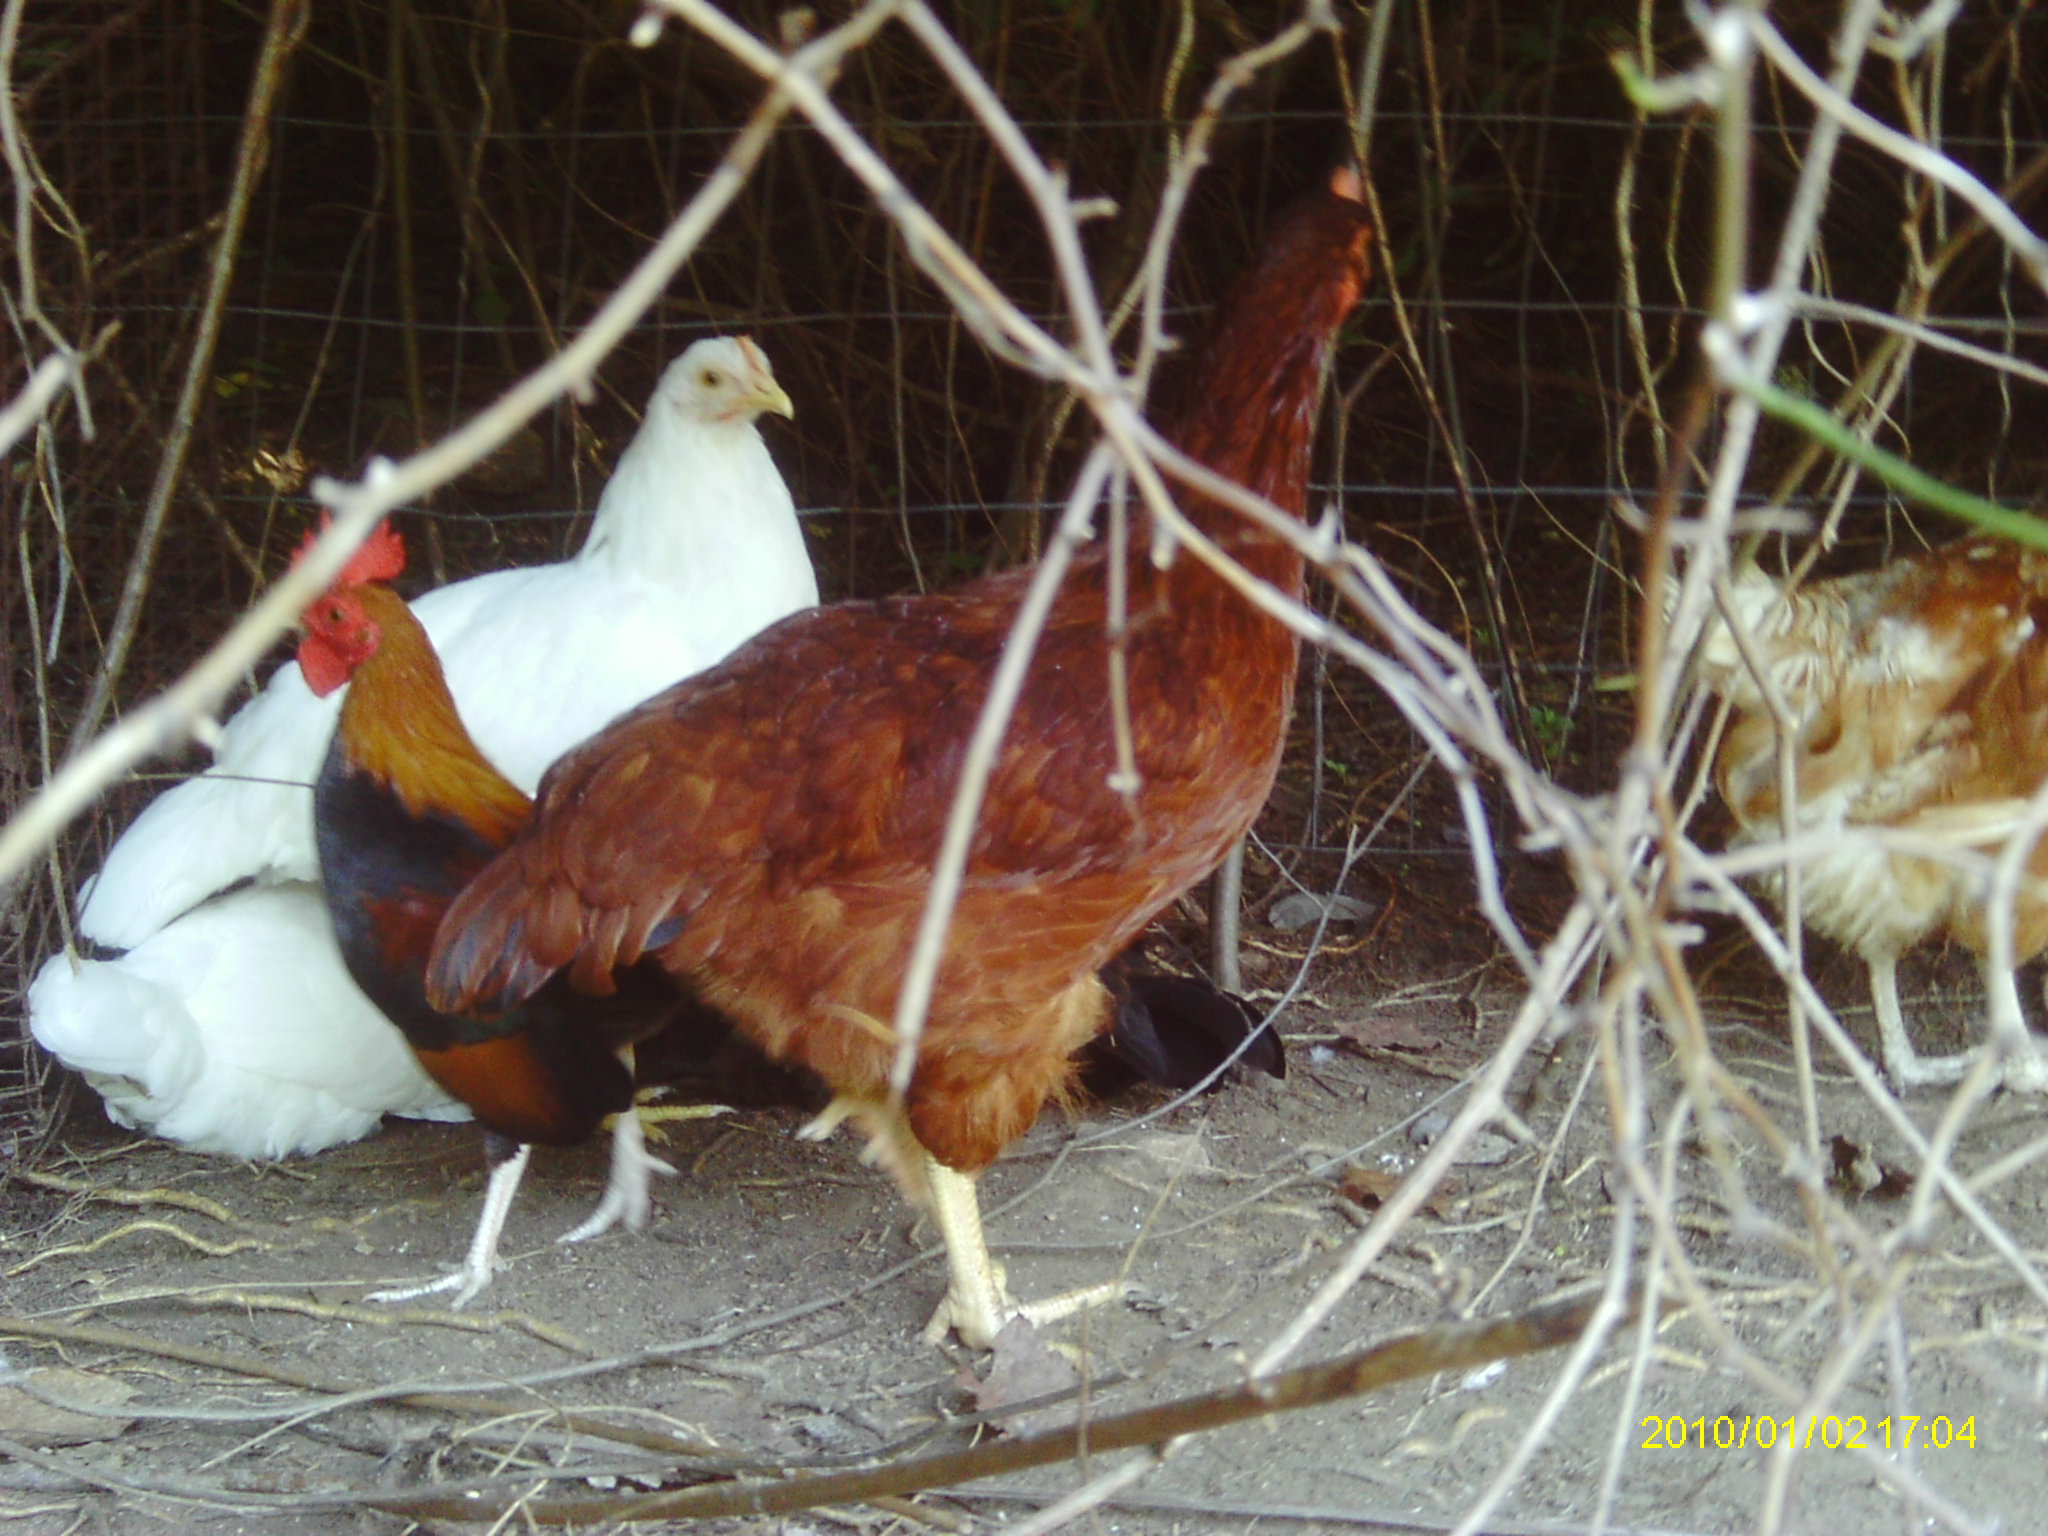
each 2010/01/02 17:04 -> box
[1642,1415,1976,1452]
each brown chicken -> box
[429,172,1372,1345]
[1697,535,2048,1092]
[299,525,1283,1305]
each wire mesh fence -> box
[3,1,2047,1532]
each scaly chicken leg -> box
[1979,962,2048,1092]
[558,1049,740,1241]
[1866,952,2048,1093]
[917,1158,1125,1349]
[800,1095,1125,1347]
[372,1140,530,1306]
[1867,953,1972,1089]
[374,1088,712,1306]
[558,1102,674,1243]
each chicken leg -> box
[800,1096,1126,1348]
[559,1103,676,1243]
[917,1158,1126,1349]
[1977,959,2048,1092]
[1866,952,2048,1093]
[371,1139,530,1307]
[561,1041,741,1241]
[371,1093,715,1307]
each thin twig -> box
[63,0,309,754]
[367,1290,1628,1524]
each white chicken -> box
[76,337,814,946]
[28,884,469,1156]
[1696,534,2048,1092]
[31,336,819,1155]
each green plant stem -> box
[1742,378,2048,550]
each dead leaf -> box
[963,1317,1080,1436]
[1336,1163,1464,1220]
[1829,1134,1910,1198]
[1337,1164,1402,1209]
[1336,1012,1478,1080]
[1339,1015,1439,1051]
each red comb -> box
[295,516,407,587]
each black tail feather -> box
[1085,960,1285,1096]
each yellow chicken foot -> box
[918,1157,1126,1349]
[630,1087,735,1147]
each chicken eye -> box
[699,369,723,389]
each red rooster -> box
[1698,535,2048,1092]
[428,174,1370,1346]
[298,524,701,1304]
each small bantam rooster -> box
[428,172,1370,1346]
[298,521,697,1303]
[31,338,814,1157]
[295,524,1281,1304]
[1696,535,2048,1092]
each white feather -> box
[29,885,469,1158]
[80,337,812,946]
[39,336,817,1153]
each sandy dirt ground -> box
[5,918,2045,1536]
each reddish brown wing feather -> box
[430,185,1372,1171]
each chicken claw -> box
[1870,955,2048,1095]
[919,1158,1127,1349]
[370,1144,529,1308]
[633,1093,734,1147]
[559,1106,678,1244]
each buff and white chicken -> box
[1693,535,2048,1093]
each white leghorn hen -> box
[28,884,470,1156]
[1695,534,2048,1092]
[31,337,818,1157]
[76,336,814,947]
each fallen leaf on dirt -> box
[1338,1014,1441,1051]
[0,1367,137,1445]
[1829,1134,1911,1198]
[1269,892,1375,932]
[958,1317,1081,1436]
[1336,1163,1464,1219]
[1335,1012,1478,1079]
[1338,1164,1402,1208]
